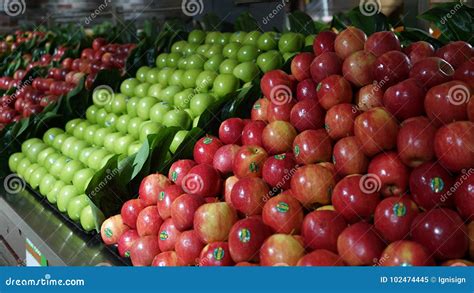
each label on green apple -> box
[238,228,251,243]
[276,202,289,213]
[430,177,444,193]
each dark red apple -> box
[212,144,240,175]
[168,160,196,186]
[121,199,145,229]
[136,206,163,237]
[228,216,272,263]
[251,98,270,121]
[355,84,384,111]
[379,240,434,266]
[342,50,376,87]
[454,170,474,220]
[332,174,381,223]
[175,230,205,266]
[397,116,437,168]
[291,52,314,81]
[434,121,474,172]
[334,26,367,59]
[296,78,318,101]
[171,193,205,231]
[241,120,266,147]
[219,118,245,145]
[324,103,358,140]
[435,41,473,69]
[297,250,345,266]
[454,58,474,88]
[181,163,222,197]
[302,210,347,253]
[194,202,237,243]
[332,136,369,176]
[409,57,454,90]
[151,251,179,266]
[261,120,297,155]
[374,197,419,242]
[404,41,435,64]
[411,208,468,260]
[337,222,385,266]
[365,31,401,57]
[367,152,409,197]
[293,129,332,165]
[317,75,352,110]
[260,69,295,102]
[425,81,470,126]
[290,99,325,132]
[383,78,426,121]
[267,99,295,122]
[310,52,342,83]
[290,164,335,206]
[130,235,160,266]
[118,229,139,258]
[232,144,268,178]
[313,30,336,56]
[193,135,223,165]
[372,50,411,89]
[199,242,234,266]
[260,234,305,266]
[262,153,296,190]
[158,218,181,252]
[230,177,270,216]
[262,191,304,234]
[156,184,183,219]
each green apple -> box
[134,82,151,98]
[150,102,172,124]
[136,96,159,120]
[205,44,223,59]
[104,113,119,130]
[188,30,206,44]
[8,152,25,172]
[139,121,163,142]
[80,205,104,232]
[196,44,210,56]
[61,137,77,158]
[178,58,188,70]
[257,32,278,51]
[93,127,113,147]
[205,31,221,44]
[278,32,304,53]
[186,54,207,70]
[67,194,90,221]
[52,133,69,151]
[73,168,95,193]
[70,140,89,161]
[185,108,195,120]
[39,174,56,196]
[22,138,42,150]
[182,69,201,89]
[193,115,200,128]
[161,85,182,105]
[87,149,111,170]
[126,97,140,118]
[114,135,136,154]
[195,70,217,92]
[174,88,194,110]
[169,70,184,87]
[103,132,122,153]
[65,119,82,134]
[146,68,161,84]
[16,157,31,178]
[61,160,84,184]
[184,43,199,56]
[36,147,56,166]
[25,142,47,163]
[237,45,260,62]
[212,74,239,98]
[204,54,225,72]
[233,61,260,82]
[111,93,129,114]
[147,83,163,99]
[136,66,151,82]
[190,93,215,117]
[257,50,284,73]
[243,31,262,46]
[57,185,80,212]
[95,108,108,127]
[166,52,182,68]
[219,33,232,45]
[73,121,90,140]
[43,128,64,146]
[24,163,40,184]
[116,115,131,134]
[163,109,191,129]
[86,105,99,123]
[50,156,71,178]
[84,124,101,145]
[156,53,168,68]
[230,31,247,43]
[29,166,48,189]
[127,117,144,139]
[120,78,140,97]
[171,40,188,54]
[47,180,65,204]
[219,59,239,74]
[158,68,175,86]
[223,42,241,59]
[43,153,60,172]
[128,142,143,156]
[170,130,189,154]
[305,35,315,47]
[79,147,97,166]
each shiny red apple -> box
[290,164,335,206]
[228,216,272,263]
[332,136,369,176]
[171,193,205,231]
[374,197,419,242]
[302,210,347,253]
[260,234,305,266]
[194,202,238,243]
[262,191,304,234]
[293,129,332,165]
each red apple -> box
[267,99,295,122]
[425,81,470,126]
[355,84,384,111]
[434,121,474,172]
[297,250,345,266]
[365,31,401,57]
[251,98,270,121]
[296,78,318,101]
[372,50,411,89]
[293,129,332,165]
[212,144,240,175]
[332,174,381,223]
[334,26,367,59]
[324,103,358,140]
[228,216,272,263]
[139,173,172,207]
[241,120,266,147]
[290,99,325,132]
[193,135,223,165]
[151,251,179,266]
[342,50,376,87]
[290,164,335,206]
[313,30,336,56]
[260,234,305,266]
[374,197,419,242]
[260,69,295,102]
[175,230,205,266]
[224,176,238,208]
[230,177,270,216]
[409,57,454,90]
[410,161,455,210]
[168,160,196,186]
[157,184,183,219]
[367,152,409,197]
[379,240,434,266]
[354,107,399,157]
[181,163,222,197]
[262,153,296,190]
[404,41,435,64]
[337,222,385,266]
[136,206,163,237]
[194,202,237,243]
[130,235,160,266]
[232,145,268,178]
[291,52,314,81]
[454,170,474,220]
[310,52,342,83]
[302,210,347,253]
[100,215,130,245]
[199,242,234,266]
[121,199,145,229]
[118,229,139,258]
[383,78,426,121]
[317,75,352,110]
[411,208,468,260]
[454,58,474,88]
[332,136,369,176]
[158,218,181,252]
[262,191,304,234]
[435,41,473,69]
[219,118,245,145]
[397,116,437,167]
[171,193,205,231]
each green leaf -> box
[346,7,389,35]
[288,11,317,34]
[396,27,445,49]
[201,13,222,31]
[234,12,260,32]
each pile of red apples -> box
[101,27,473,267]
